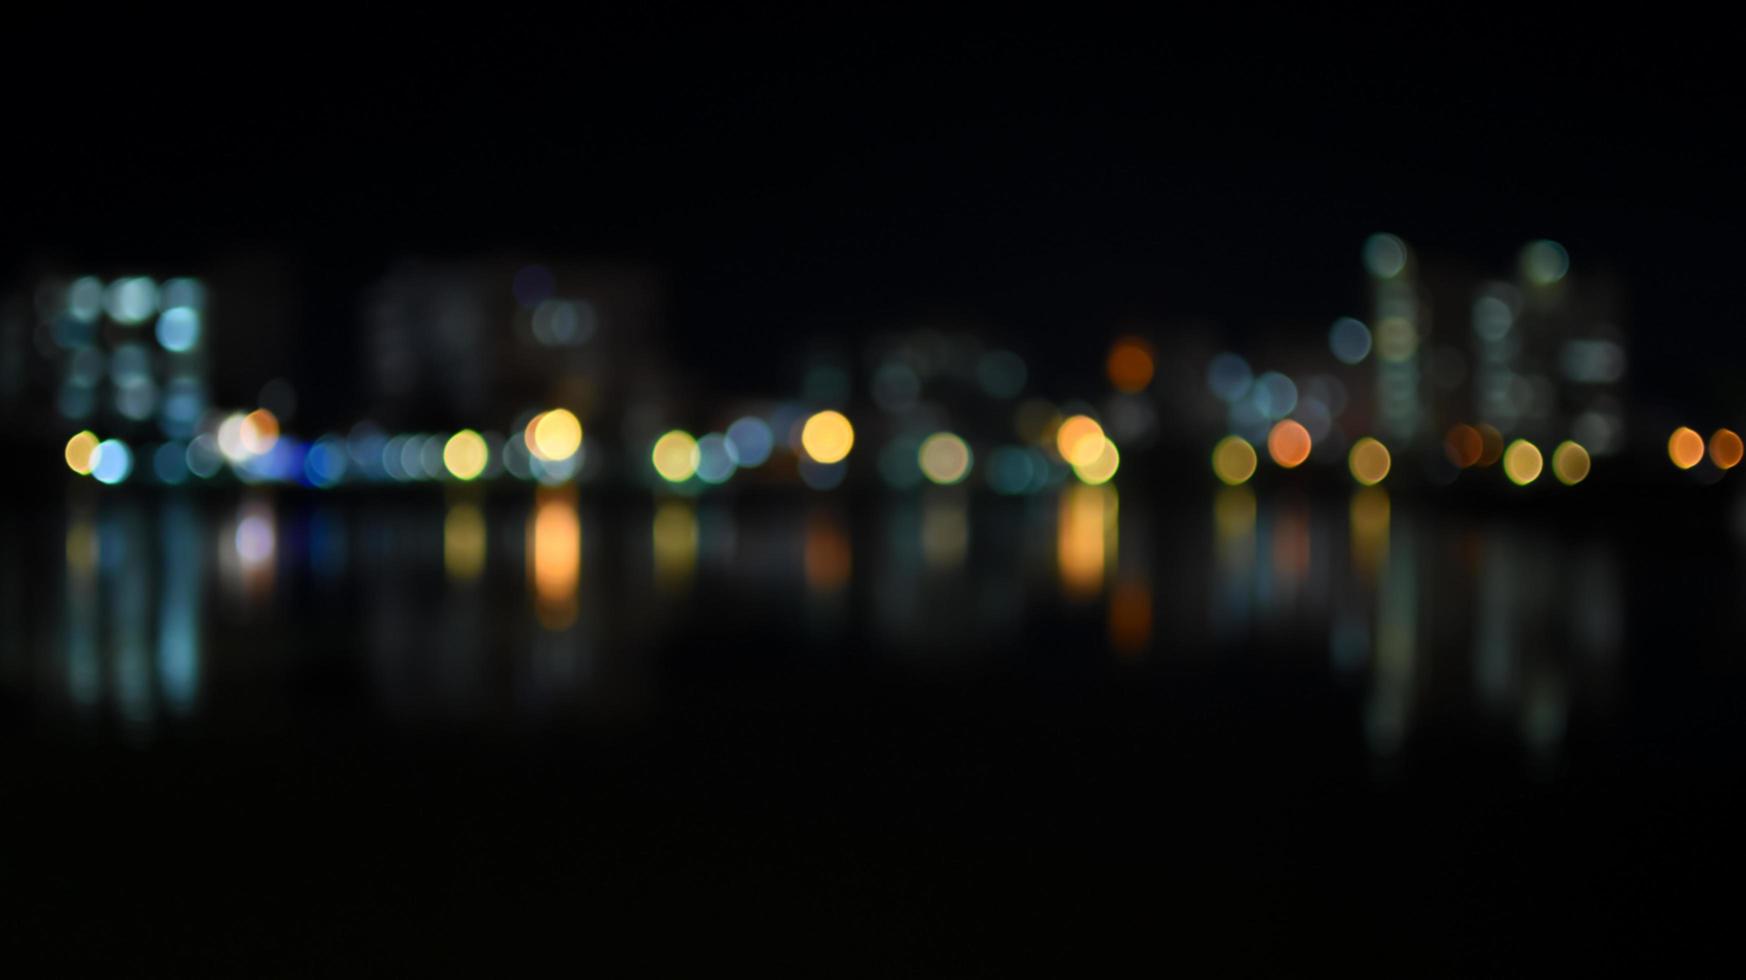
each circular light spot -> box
[240,409,280,456]
[1211,435,1258,486]
[1266,420,1312,469]
[725,416,774,468]
[91,439,133,485]
[65,430,99,475]
[1552,441,1591,485]
[800,410,855,464]
[1363,233,1408,279]
[1348,437,1392,486]
[527,409,583,462]
[1207,353,1253,403]
[1668,427,1705,470]
[1503,439,1544,485]
[187,435,223,479]
[1055,414,1105,466]
[1329,317,1372,365]
[1522,240,1570,286]
[1710,428,1743,470]
[1071,437,1120,485]
[153,442,189,485]
[651,430,700,483]
[1251,372,1298,420]
[105,277,158,325]
[1475,424,1505,467]
[155,306,201,352]
[918,432,973,485]
[1444,424,1483,468]
[443,429,489,481]
[695,433,738,485]
[1106,336,1156,393]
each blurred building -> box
[5,272,215,446]
[361,257,669,441]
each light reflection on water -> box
[15,486,1628,761]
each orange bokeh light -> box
[1668,427,1705,470]
[1710,428,1743,470]
[1106,337,1156,393]
[1266,419,1312,468]
[1445,424,1482,468]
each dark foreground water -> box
[4,482,1746,973]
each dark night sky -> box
[8,13,1742,408]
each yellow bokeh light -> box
[800,410,855,464]
[442,429,489,481]
[1709,428,1742,470]
[651,430,700,483]
[239,409,280,456]
[1552,440,1591,485]
[917,432,972,485]
[1071,436,1120,485]
[1668,426,1704,470]
[1055,414,1105,467]
[1106,336,1156,393]
[1210,435,1257,486]
[1503,439,1543,485]
[527,408,583,462]
[1348,436,1391,486]
[65,430,99,475]
[1266,419,1312,469]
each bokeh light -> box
[1710,428,1743,470]
[240,409,280,457]
[91,439,133,485]
[800,410,855,464]
[1266,420,1312,468]
[1475,424,1505,467]
[1206,353,1253,403]
[1348,437,1391,486]
[695,433,738,485]
[155,307,201,352]
[1211,435,1258,486]
[725,416,774,468]
[1521,239,1570,286]
[1445,424,1483,468]
[65,430,99,475]
[1668,427,1705,470]
[1329,317,1372,365]
[1363,233,1409,279]
[527,408,583,462]
[1055,414,1106,467]
[1552,440,1591,485]
[1071,437,1120,485]
[651,430,701,483]
[1106,336,1155,393]
[917,432,973,485]
[1503,439,1544,485]
[443,429,489,481]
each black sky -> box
[8,13,1741,405]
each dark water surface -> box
[4,483,1745,972]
